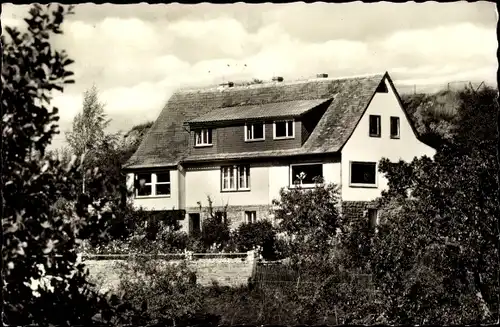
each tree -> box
[272,182,341,274]
[2,5,131,325]
[197,197,232,251]
[234,220,278,260]
[368,86,499,324]
[66,85,111,193]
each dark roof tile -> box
[187,98,331,124]
[124,73,387,169]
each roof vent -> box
[272,76,284,82]
[317,73,329,78]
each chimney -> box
[316,73,329,78]
[272,76,284,82]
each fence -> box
[394,80,487,95]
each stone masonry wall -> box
[84,252,256,294]
[341,201,372,222]
[186,204,271,231]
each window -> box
[390,116,400,139]
[136,173,152,196]
[195,129,212,146]
[368,209,379,229]
[274,120,294,139]
[245,122,265,141]
[189,213,201,236]
[369,115,381,137]
[350,162,377,186]
[290,164,323,186]
[135,172,171,197]
[214,211,228,224]
[245,211,257,224]
[221,165,250,191]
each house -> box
[123,72,435,234]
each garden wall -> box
[83,251,256,293]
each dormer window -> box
[245,122,265,141]
[369,115,381,137]
[274,120,294,139]
[195,129,212,147]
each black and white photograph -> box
[2,1,499,326]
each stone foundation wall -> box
[185,204,271,231]
[341,201,372,221]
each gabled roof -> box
[124,72,388,169]
[187,98,332,125]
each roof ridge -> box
[175,72,385,94]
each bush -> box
[234,220,278,260]
[272,182,341,271]
[117,258,205,326]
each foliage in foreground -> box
[272,182,341,273]
[116,258,205,326]
[367,86,500,324]
[2,5,133,325]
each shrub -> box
[272,182,341,271]
[117,258,205,326]
[234,220,278,260]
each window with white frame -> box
[350,161,377,187]
[245,211,257,224]
[245,122,265,141]
[274,120,294,139]
[135,172,171,197]
[290,163,323,187]
[194,129,212,146]
[221,165,250,191]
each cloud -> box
[1,2,496,151]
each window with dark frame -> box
[350,162,377,186]
[195,128,212,146]
[221,165,250,191]
[369,115,381,137]
[274,120,294,139]
[290,164,324,186]
[245,211,257,224]
[390,116,400,139]
[368,209,379,229]
[245,122,265,141]
[135,172,171,196]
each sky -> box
[2,2,498,150]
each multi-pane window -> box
[245,211,257,224]
[195,129,212,146]
[350,162,377,186]
[390,116,400,139]
[245,122,265,141]
[135,172,171,196]
[221,165,250,191]
[369,115,381,137]
[290,164,323,186]
[274,120,294,139]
